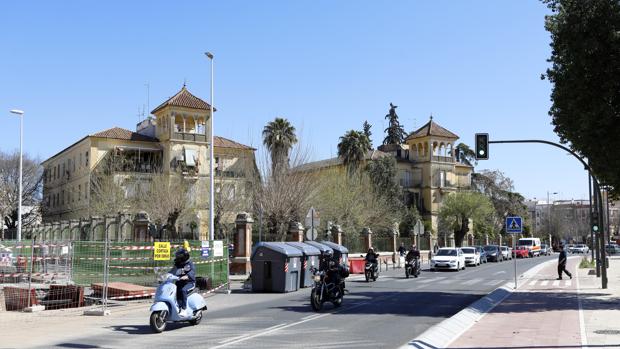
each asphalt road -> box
[34,254,556,349]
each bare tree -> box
[214,179,252,240]
[254,143,318,241]
[0,151,42,238]
[138,173,191,240]
[89,153,136,217]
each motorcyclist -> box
[317,251,344,297]
[169,248,196,317]
[365,247,379,272]
[405,245,421,272]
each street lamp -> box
[205,52,215,241]
[9,109,24,241]
[547,191,558,247]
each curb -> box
[399,257,561,349]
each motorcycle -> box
[149,273,208,333]
[364,261,379,282]
[405,257,420,278]
[310,267,344,311]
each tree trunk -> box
[454,217,470,247]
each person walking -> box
[557,244,572,280]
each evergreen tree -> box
[383,103,407,145]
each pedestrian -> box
[397,242,406,268]
[557,244,572,280]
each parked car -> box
[475,246,488,263]
[513,246,530,258]
[430,248,466,271]
[540,244,552,256]
[605,244,620,255]
[500,246,513,260]
[460,247,481,266]
[571,244,589,254]
[483,245,503,262]
[566,244,575,253]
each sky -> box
[0,1,590,202]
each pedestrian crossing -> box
[527,279,572,288]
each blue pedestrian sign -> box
[506,216,523,234]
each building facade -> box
[296,117,473,246]
[41,86,257,240]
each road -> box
[31,255,556,349]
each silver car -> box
[500,246,512,260]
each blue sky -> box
[0,1,589,201]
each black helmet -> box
[174,248,190,267]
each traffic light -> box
[475,133,489,160]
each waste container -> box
[305,241,334,260]
[251,242,303,293]
[319,241,349,266]
[285,242,321,288]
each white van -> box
[517,238,542,257]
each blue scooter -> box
[149,273,208,333]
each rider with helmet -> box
[405,244,421,273]
[169,248,196,316]
[365,247,379,266]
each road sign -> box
[413,220,424,236]
[506,216,523,234]
[305,207,320,233]
[305,228,318,241]
[154,242,171,260]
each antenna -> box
[145,82,150,119]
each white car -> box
[431,248,466,271]
[571,244,589,254]
[500,246,513,260]
[460,247,481,266]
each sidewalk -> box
[449,255,620,348]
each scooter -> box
[405,257,420,278]
[149,273,208,333]
[364,261,379,282]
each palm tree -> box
[262,117,298,174]
[338,130,370,173]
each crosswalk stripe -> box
[541,280,549,286]
[552,280,560,287]
[563,280,572,287]
[484,280,501,286]
[529,280,538,286]
[461,278,481,286]
[417,278,433,283]
[438,279,452,284]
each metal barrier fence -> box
[0,239,229,312]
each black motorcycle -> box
[405,257,420,278]
[364,261,379,282]
[310,268,344,311]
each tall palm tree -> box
[262,117,298,174]
[338,130,370,173]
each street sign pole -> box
[506,216,523,290]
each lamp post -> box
[205,52,215,241]
[10,109,24,241]
[547,191,558,247]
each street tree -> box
[338,130,371,173]
[0,151,42,238]
[138,174,191,240]
[438,191,495,247]
[90,153,136,217]
[472,170,529,236]
[543,0,620,197]
[456,143,477,167]
[399,204,423,237]
[383,103,407,145]
[366,156,402,209]
[262,117,298,175]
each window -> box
[78,185,81,201]
[85,152,89,166]
[85,182,88,198]
[61,190,65,205]
[440,171,446,188]
[80,153,83,168]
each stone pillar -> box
[331,224,343,245]
[499,234,503,247]
[288,221,304,242]
[231,212,253,275]
[362,227,373,252]
[389,227,399,263]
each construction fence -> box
[0,239,229,312]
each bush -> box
[579,257,595,269]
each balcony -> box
[172,132,207,143]
[431,155,454,163]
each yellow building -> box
[296,117,473,245]
[41,86,257,239]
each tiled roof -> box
[151,86,212,114]
[91,127,159,142]
[293,150,390,172]
[214,136,255,150]
[406,118,459,140]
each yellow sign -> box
[154,242,171,261]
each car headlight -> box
[449,260,456,263]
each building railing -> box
[431,155,454,163]
[171,132,207,143]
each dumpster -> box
[251,242,303,293]
[305,241,334,259]
[320,241,349,266]
[285,242,321,288]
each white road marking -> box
[216,323,289,344]
[552,280,560,287]
[529,280,538,286]
[540,280,549,286]
[575,264,588,347]
[493,271,506,275]
[484,280,502,286]
[461,278,481,286]
[564,280,572,287]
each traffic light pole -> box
[488,139,608,289]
